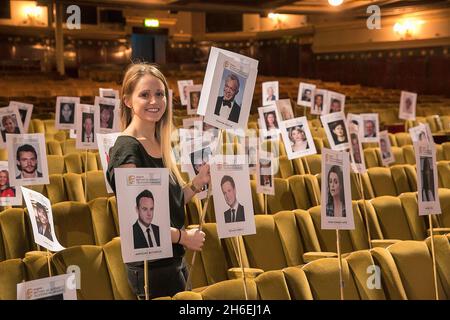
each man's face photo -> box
[303,89,311,101]
[221,180,237,207]
[404,98,412,112]
[136,196,154,227]
[380,139,388,152]
[84,116,93,134]
[364,120,375,137]
[223,77,239,101]
[18,151,37,175]
[35,205,48,225]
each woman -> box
[107,63,208,299]
[264,111,278,130]
[100,104,114,129]
[1,115,20,141]
[326,165,346,217]
[331,122,347,145]
[60,103,74,124]
[421,157,435,202]
[313,94,323,113]
[289,125,309,152]
[0,170,15,197]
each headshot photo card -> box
[258,105,281,138]
[360,113,380,143]
[310,89,328,116]
[321,111,350,151]
[199,47,258,131]
[114,168,173,263]
[99,88,119,99]
[348,120,366,174]
[297,82,316,108]
[94,96,121,134]
[0,106,25,148]
[262,81,279,106]
[55,96,80,130]
[186,84,203,115]
[7,133,49,186]
[8,101,33,133]
[409,123,433,145]
[96,132,121,194]
[275,99,294,121]
[279,116,316,160]
[211,158,255,239]
[379,130,395,167]
[320,148,354,230]
[256,150,275,195]
[0,161,22,206]
[399,90,417,121]
[21,187,65,252]
[414,141,441,216]
[327,91,346,114]
[177,80,194,106]
[75,104,98,150]
[17,274,77,300]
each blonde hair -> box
[120,63,184,185]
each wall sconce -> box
[328,0,344,6]
[393,19,425,39]
[23,5,44,26]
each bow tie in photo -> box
[223,100,232,107]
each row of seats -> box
[2,235,448,300]
[173,236,450,300]
[187,189,450,289]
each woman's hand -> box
[180,228,206,251]
[193,163,210,190]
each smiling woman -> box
[106,63,210,299]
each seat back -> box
[0,208,35,261]
[287,175,320,210]
[267,178,296,214]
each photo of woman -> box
[59,103,75,124]
[0,169,15,197]
[330,121,348,145]
[1,115,20,141]
[288,125,309,152]
[326,165,346,217]
[100,104,114,129]
[421,156,435,202]
[264,111,279,130]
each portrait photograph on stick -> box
[198,47,258,130]
[348,121,366,174]
[186,84,202,115]
[99,88,119,99]
[262,81,279,106]
[177,80,194,106]
[55,96,80,130]
[94,96,120,133]
[75,104,97,150]
[258,105,281,137]
[0,161,22,206]
[96,132,121,194]
[399,90,417,121]
[321,112,350,151]
[114,168,173,263]
[256,150,275,195]
[327,91,346,114]
[297,82,316,107]
[0,106,24,148]
[7,133,49,186]
[275,99,294,121]
[211,158,255,239]
[8,101,33,133]
[17,274,77,300]
[379,130,395,166]
[310,89,328,116]
[279,116,316,160]
[361,113,379,143]
[321,148,354,230]
[21,187,65,252]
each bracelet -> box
[176,229,182,244]
[189,181,201,194]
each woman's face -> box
[37,208,48,225]
[266,113,275,126]
[315,95,323,105]
[3,118,15,133]
[101,108,111,125]
[329,171,340,198]
[62,104,72,121]
[333,124,344,137]
[291,128,304,142]
[127,75,167,124]
[0,171,8,186]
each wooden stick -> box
[144,260,149,300]
[303,156,312,175]
[357,173,372,249]
[336,229,344,300]
[236,236,249,300]
[84,149,88,202]
[428,215,439,300]
[264,193,267,215]
[46,249,52,277]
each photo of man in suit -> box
[81,113,95,143]
[16,144,43,179]
[132,189,160,249]
[221,175,245,223]
[214,73,241,123]
[364,120,377,138]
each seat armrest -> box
[303,251,337,263]
[371,239,401,248]
[227,267,264,280]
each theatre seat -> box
[46,174,68,203]
[82,170,110,201]
[287,175,320,210]
[402,145,416,165]
[425,235,450,298]
[249,180,264,214]
[394,132,412,147]
[81,152,99,172]
[364,148,380,168]
[173,279,257,300]
[437,161,450,188]
[0,259,25,300]
[279,155,294,178]
[0,208,35,261]
[64,153,84,174]
[254,268,311,300]
[435,188,450,229]
[61,139,77,155]
[267,178,296,214]
[390,147,406,165]
[47,140,63,156]
[47,155,65,175]
[443,142,450,160]
[302,155,321,175]
[88,198,119,245]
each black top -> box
[106,135,185,266]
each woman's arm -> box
[170,227,205,251]
[182,164,210,205]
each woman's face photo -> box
[291,128,304,142]
[329,171,340,197]
[3,116,16,133]
[190,92,200,109]
[61,104,73,122]
[266,113,276,128]
[36,206,48,225]
[315,95,323,107]
[333,124,345,138]
[100,107,112,127]
[0,171,8,186]
[330,100,341,112]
